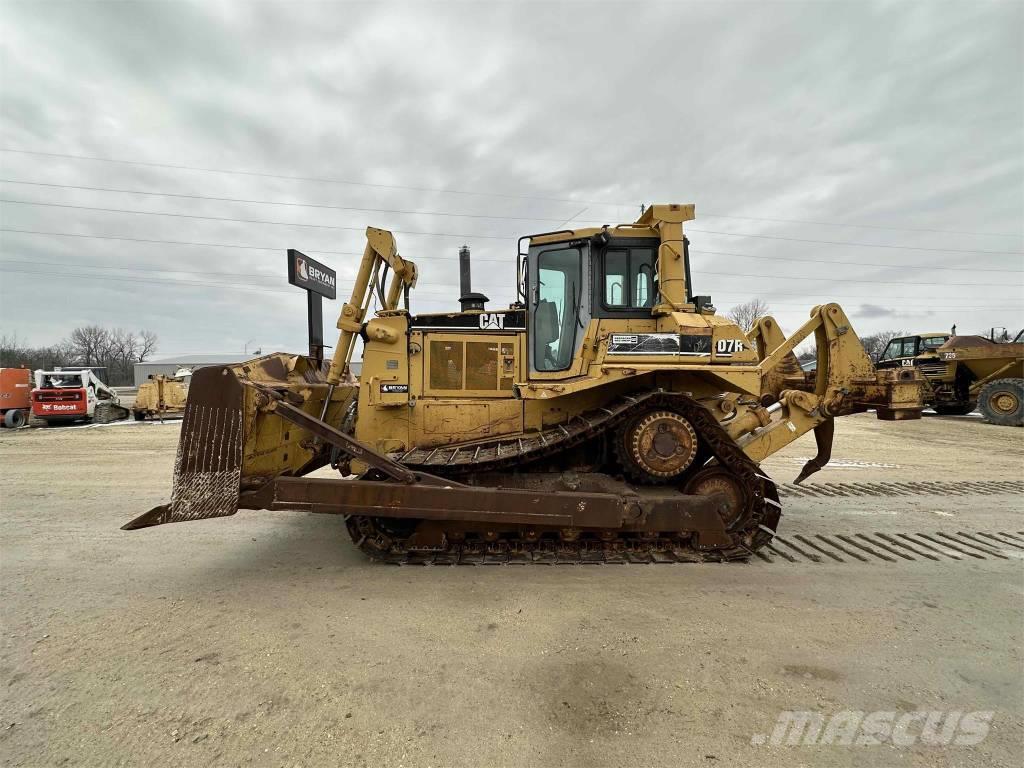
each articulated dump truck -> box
[125,204,924,563]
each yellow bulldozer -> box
[125,204,924,562]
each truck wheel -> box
[978,378,1024,427]
[934,402,976,416]
[133,411,146,421]
[3,409,27,428]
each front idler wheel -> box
[682,466,749,530]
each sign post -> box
[287,249,337,367]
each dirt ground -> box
[1,413,1022,767]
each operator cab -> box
[43,373,84,388]
[525,233,662,374]
[877,334,950,367]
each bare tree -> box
[859,329,905,361]
[3,327,159,385]
[725,298,771,333]
[68,325,111,367]
[138,330,158,361]
[59,325,159,384]
[0,333,25,366]
[0,333,74,371]
[109,328,141,383]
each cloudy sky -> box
[1,0,1021,358]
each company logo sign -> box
[751,709,993,747]
[479,313,506,330]
[287,249,337,299]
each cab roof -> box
[529,225,659,246]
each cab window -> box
[603,248,655,310]
[920,336,949,350]
[533,246,583,372]
[605,250,628,307]
[880,340,903,361]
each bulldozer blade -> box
[793,418,835,485]
[122,503,173,530]
[150,364,245,525]
[123,354,357,530]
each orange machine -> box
[0,368,32,428]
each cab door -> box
[876,337,920,369]
[526,242,591,379]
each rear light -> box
[33,389,84,402]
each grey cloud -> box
[857,303,898,319]
[0,0,1021,354]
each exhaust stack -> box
[457,244,489,311]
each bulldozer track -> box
[778,480,1024,498]
[394,391,730,477]
[355,392,780,563]
[359,530,1024,566]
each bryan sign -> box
[287,249,337,300]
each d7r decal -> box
[716,339,744,355]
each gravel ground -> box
[1,412,1022,767]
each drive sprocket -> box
[615,409,699,483]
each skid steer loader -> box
[125,204,924,562]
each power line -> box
[0,198,517,240]
[694,211,1021,238]
[691,248,1023,273]
[0,178,570,223]
[0,266,295,295]
[5,197,1021,259]
[0,148,605,205]
[0,226,362,256]
[2,268,1015,315]
[3,147,1019,238]
[694,268,1014,288]
[1,259,1017,309]
[0,266,474,299]
[0,258,504,292]
[709,288,1021,303]
[2,223,1020,290]
[3,178,1022,252]
[685,228,1021,256]
[0,257,285,282]
[702,294,1020,308]
[5,228,1022,288]
[0,227,518,264]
